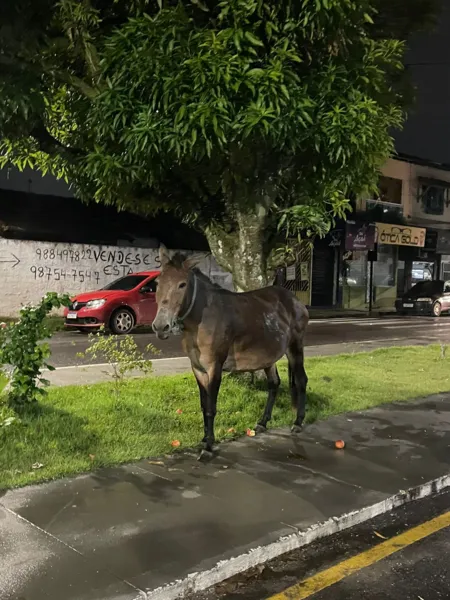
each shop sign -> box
[375,223,426,247]
[286,265,296,281]
[424,230,438,251]
[345,221,376,251]
[328,229,343,247]
[300,262,309,281]
[436,230,450,254]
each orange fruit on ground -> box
[335,439,345,449]
[171,440,181,448]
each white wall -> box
[381,158,450,226]
[0,238,232,317]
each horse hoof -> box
[291,424,303,435]
[255,424,267,434]
[198,449,214,462]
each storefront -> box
[398,229,439,291]
[341,221,426,311]
[437,230,450,281]
[341,221,376,310]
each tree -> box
[0,0,438,290]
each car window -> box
[445,281,450,293]
[408,280,444,297]
[141,278,157,293]
[102,275,148,291]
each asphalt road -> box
[48,315,450,368]
[192,490,450,600]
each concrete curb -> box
[147,474,450,600]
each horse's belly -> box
[223,354,284,372]
[223,339,287,373]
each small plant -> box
[0,292,70,413]
[0,406,18,429]
[78,328,159,400]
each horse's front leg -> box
[194,376,209,444]
[192,364,223,458]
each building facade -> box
[309,154,450,312]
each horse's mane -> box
[167,252,225,290]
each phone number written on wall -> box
[30,247,161,284]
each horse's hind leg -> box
[287,343,308,434]
[255,365,280,433]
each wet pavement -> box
[48,315,450,368]
[1,393,449,600]
[195,490,450,600]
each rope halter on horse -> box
[178,272,198,322]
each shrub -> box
[0,293,70,413]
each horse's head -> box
[152,245,203,340]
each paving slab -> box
[1,394,450,600]
[0,505,143,600]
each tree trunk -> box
[205,206,270,292]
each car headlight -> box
[416,298,432,302]
[86,299,107,309]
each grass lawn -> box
[1,345,449,489]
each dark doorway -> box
[311,237,335,307]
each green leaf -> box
[280,84,290,99]
[247,68,265,78]
[244,31,264,47]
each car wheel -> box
[432,302,442,317]
[110,308,135,334]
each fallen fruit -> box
[227,427,236,434]
[335,439,345,449]
[246,428,256,437]
[171,440,181,448]
[176,409,183,415]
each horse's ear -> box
[183,253,204,270]
[159,244,171,268]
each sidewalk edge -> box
[148,474,450,600]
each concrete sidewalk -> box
[1,394,450,600]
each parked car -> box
[64,271,159,334]
[395,280,450,317]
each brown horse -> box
[153,245,309,458]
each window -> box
[102,275,148,291]
[411,261,434,284]
[441,256,450,281]
[420,183,449,216]
[343,252,366,287]
[376,176,402,204]
[373,244,396,288]
[408,281,444,297]
[141,278,158,293]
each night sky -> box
[395,0,450,164]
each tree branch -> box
[31,122,83,157]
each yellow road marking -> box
[268,510,450,600]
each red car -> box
[64,271,159,334]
